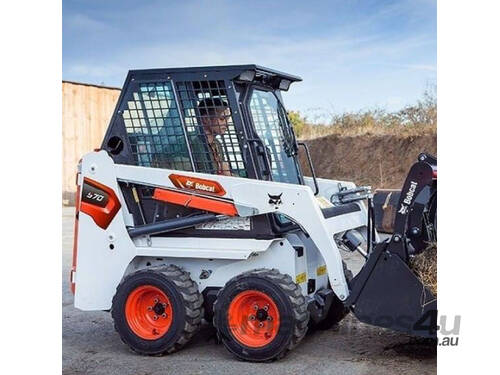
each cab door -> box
[246,88,303,185]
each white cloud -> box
[63,0,436,115]
[64,13,109,32]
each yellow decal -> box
[317,265,327,276]
[296,272,306,284]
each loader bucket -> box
[348,241,437,338]
[345,153,437,338]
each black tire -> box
[313,261,353,330]
[213,268,309,362]
[111,265,203,355]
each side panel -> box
[126,239,299,294]
[74,151,287,310]
[286,232,329,295]
[74,154,138,310]
[115,155,354,299]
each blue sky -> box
[63,0,436,121]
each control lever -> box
[247,138,272,177]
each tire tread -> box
[111,264,203,356]
[213,268,309,361]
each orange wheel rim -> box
[125,285,173,340]
[227,290,280,348]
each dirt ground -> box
[62,207,436,375]
[299,134,437,190]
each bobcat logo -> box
[268,193,283,205]
[398,204,409,215]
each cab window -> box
[249,89,301,184]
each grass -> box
[290,89,437,139]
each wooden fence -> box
[62,81,121,205]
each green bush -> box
[288,111,307,138]
[288,89,437,139]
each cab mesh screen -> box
[176,80,247,177]
[121,80,247,177]
[122,82,193,171]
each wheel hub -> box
[256,308,268,321]
[153,302,166,315]
[125,285,173,340]
[227,290,280,348]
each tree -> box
[288,111,307,138]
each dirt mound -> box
[298,134,436,190]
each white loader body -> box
[73,151,369,311]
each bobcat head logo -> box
[268,193,283,205]
[398,204,408,215]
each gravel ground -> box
[62,207,436,375]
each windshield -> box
[249,89,301,184]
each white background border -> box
[438,0,500,372]
[1,1,61,373]
[1,0,499,372]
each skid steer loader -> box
[71,65,437,362]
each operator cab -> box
[103,65,304,185]
[102,65,311,237]
[101,65,314,237]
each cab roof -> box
[127,64,302,90]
